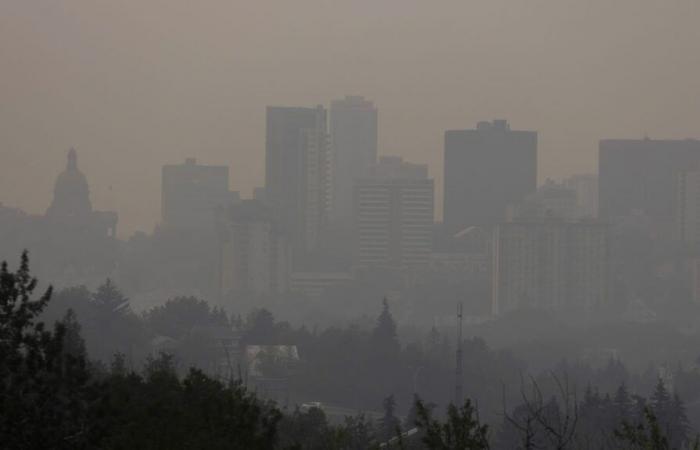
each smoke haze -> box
[2,0,700,236]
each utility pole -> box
[455,302,463,406]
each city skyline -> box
[3,1,700,236]
[6,112,700,239]
[5,3,700,446]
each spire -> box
[67,148,77,170]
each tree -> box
[615,406,673,450]
[87,279,145,362]
[414,397,490,450]
[502,374,578,450]
[244,308,277,344]
[144,296,228,340]
[613,383,635,425]
[93,278,130,315]
[371,298,400,356]
[648,378,691,448]
[0,252,91,449]
[61,308,87,360]
[379,394,402,441]
[341,413,377,450]
[89,354,282,449]
[667,393,690,449]
[276,406,335,450]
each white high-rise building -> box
[300,127,332,252]
[354,156,434,268]
[220,200,290,296]
[492,219,609,315]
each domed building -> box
[0,148,120,288]
[45,148,117,237]
[38,148,119,287]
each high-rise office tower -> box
[444,120,537,233]
[265,106,330,256]
[161,158,238,230]
[330,96,378,220]
[492,220,609,315]
[599,138,700,233]
[354,156,434,268]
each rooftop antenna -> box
[455,302,463,406]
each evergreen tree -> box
[379,394,401,441]
[615,406,671,450]
[613,383,634,424]
[404,393,421,431]
[371,298,400,355]
[144,296,227,340]
[651,379,673,436]
[668,393,690,449]
[93,278,130,315]
[89,278,145,362]
[0,252,91,449]
[244,308,277,344]
[341,413,377,450]
[61,308,87,360]
[415,397,490,450]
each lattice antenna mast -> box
[455,302,464,406]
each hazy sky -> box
[2,0,699,236]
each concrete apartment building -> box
[219,200,290,296]
[492,219,609,315]
[354,156,434,269]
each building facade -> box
[219,200,290,296]
[161,158,237,230]
[676,170,700,243]
[508,180,578,221]
[563,174,598,219]
[330,96,378,220]
[444,120,537,233]
[0,149,119,288]
[599,138,700,234]
[290,271,353,299]
[492,219,609,315]
[265,106,330,256]
[354,156,434,269]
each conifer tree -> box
[379,394,401,441]
[371,298,399,355]
[0,252,90,449]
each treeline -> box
[40,278,526,417]
[2,253,700,449]
[40,275,700,428]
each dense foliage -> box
[2,253,700,449]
